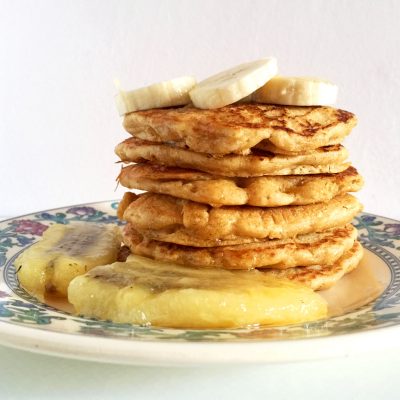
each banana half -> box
[253,76,338,106]
[68,254,327,329]
[15,223,122,299]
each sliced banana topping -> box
[189,58,278,109]
[252,76,338,106]
[115,76,197,116]
[15,223,121,299]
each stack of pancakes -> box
[115,103,364,290]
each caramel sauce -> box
[320,249,387,316]
[44,292,75,314]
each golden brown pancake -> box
[254,141,317,155]
[122,223,358,270]
[263,241,363,290]
[115,138,350,177]
[118,164,363,207]
[123,104,356,155]
[118,192,363,247]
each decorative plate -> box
[1,202,400,366]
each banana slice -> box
[189,58,278,109]
[15,223,121,299]
[68,255,327,329]
[115,76,197,115]
[252,76,338,106]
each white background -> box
[1,0,400,218]
[1,1,400,399]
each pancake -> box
[115,138,350,177]
[254,141,317,155]
[123,103,356,155]
[122,223,358,270]
[263,241,363,290]
[119,192,363,246]
[118,164,363,207]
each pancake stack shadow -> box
[115,103,364,290]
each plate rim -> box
[1,315,399,366]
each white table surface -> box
[1,344,399,400]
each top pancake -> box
[123,103,357,155]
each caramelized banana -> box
[68,255,327,328]
[16,223,121,299]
